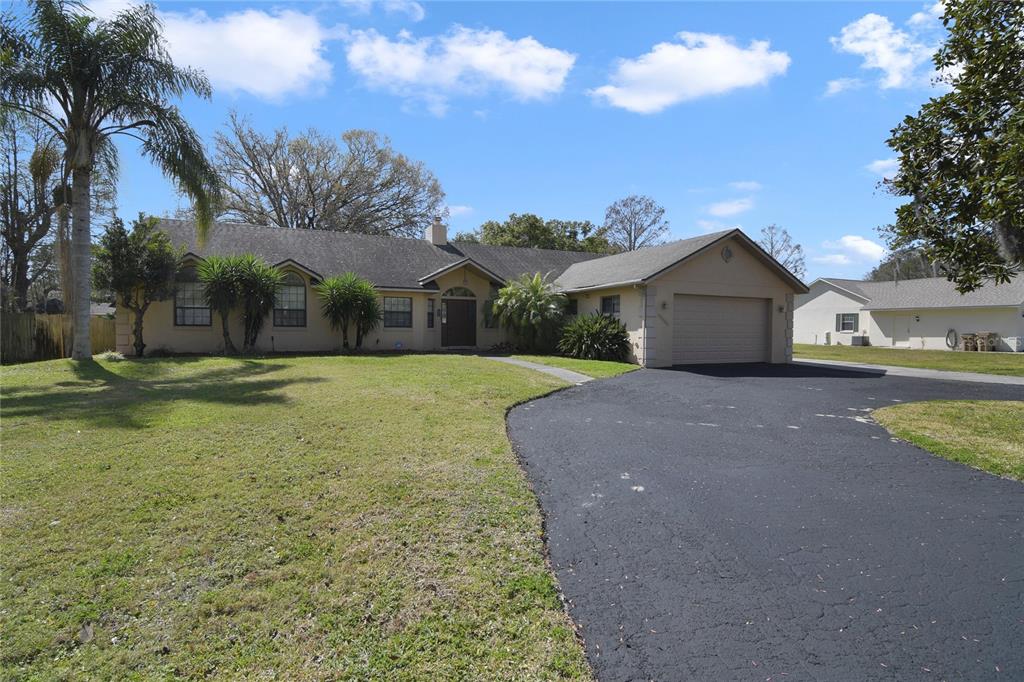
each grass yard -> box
[874,400,1024,481]
[509,355,637,379]
[793,343,1024,377]
[0,355,590,680]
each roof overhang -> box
[418,258,505,286]
[557,280,644,294]
[273,258,322,280]
[863,304,1021,312]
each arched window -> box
[174,266,210,326]
[442,286,475,298]
[274,272,306,327]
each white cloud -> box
[729,180,762,192]
[830,3,947,92]
[823,77,864,96]
[447,205,473,217]
[866,157,899,178]
[706,197,754,217]
[696,219,741,233]
[590,32,790,114]
[341,0,425,22]
[820,235,887,264]
[345,26,576,115]
[908,1,945,28]
[87,3,340,100]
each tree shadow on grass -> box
[2,358,325,430]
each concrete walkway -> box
[483,356,593,384]
[793,357,1024,386]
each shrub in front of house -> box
[557,313,630,361]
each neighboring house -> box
[90,302,115,317]
[794,277,1024,351]
[116,219,807,366]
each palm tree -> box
[1,1,220,359]
[196,255,241,355]
[234,255,282,354]
[492,272,566,351]
[353,280,382,350]
[313,272,365,350]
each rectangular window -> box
[601,295,620,317]
[383,296,413,328]
[839,313,858,332]
[566,299,578,316]
[175,281,211,326]
[427,299,435,328]
[273,277,306,327]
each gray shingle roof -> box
[820,277,1024,310]
[554,230,734,291]
[158,219,598,290]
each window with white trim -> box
[427,299,435,328]
[174,267,211,326]
[274,272,306,327]
[838,313,858,332]
[383,297,412,328]
[601,295,620,317]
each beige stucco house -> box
[794,277,1024,351]
[117,219,807,367]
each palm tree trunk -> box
[219,311,236,355]
[70,167,92,360]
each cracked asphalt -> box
[508,364,1024,681]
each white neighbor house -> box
[794,277,1024,352]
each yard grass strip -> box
[793,344,1024,377]
[873,400,1024,480]
[509,355,637,379]
[0,355,591,680]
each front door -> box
[442,299,477,347]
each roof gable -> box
[554,229,808,293]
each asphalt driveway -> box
[509,365,1023,681]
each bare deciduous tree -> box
[214,114,446,238]
[603,195,669,251]
[756,224,806,280]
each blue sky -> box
[79,0,949,281]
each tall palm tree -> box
[1,0,220,359]
[196,255,241,355]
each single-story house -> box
[115,218,807,366]
[794,277,1024,351]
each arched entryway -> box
[441,287,476,347]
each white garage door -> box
[672,294,770,364]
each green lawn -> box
[874,401,1024,480]
[509,355,637,379]
[1,355,590,680]
[793,343,1024,377]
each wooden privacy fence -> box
[1,312,117,364]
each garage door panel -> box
[672,294,769,364]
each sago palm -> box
[352,280,382,350]
[1,0,220,359]
[314,272,365,350]
[234,255,282,353]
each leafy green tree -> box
[233,255,283,353]
[883,0,1023,291]
[196,255,242,355]
[92,215,179,357]
[461,213,615,253]
[865,247,942,281]
[314,272,365,350]
[492,273,566,351]
[2,1,220,359]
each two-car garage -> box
[671,294,771,365]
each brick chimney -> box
[427,216,447,246]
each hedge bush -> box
[557,313,631,361]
